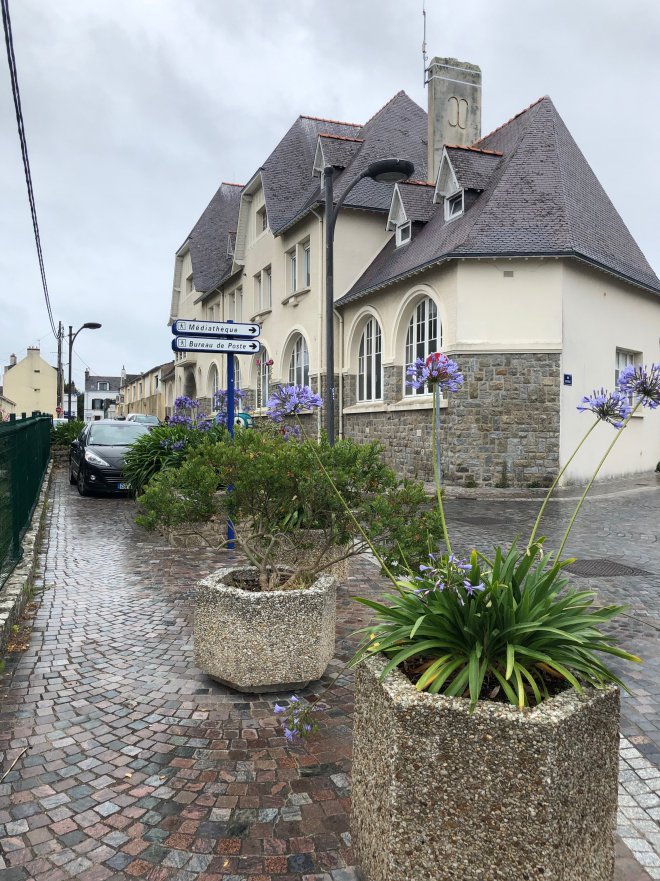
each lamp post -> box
[68,323,102,421]
[324,158,414,444]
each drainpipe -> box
[335,308,344,440]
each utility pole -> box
[56,321,63,412]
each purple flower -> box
[171,439,185,452]
[406,353,464,392]
[280,424,301,441]
[577,388,632,428]
[273,703,285,715]
[617,363,660,410]
[266,385,323,423]
[283,727,296,742]
[166,413,192,427]
[463,579,485,597]
[173,395,199,410]
[289,695,299,703]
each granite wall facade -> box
[342,353,561,487]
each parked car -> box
[125,413,160,426]
[69,419,149,495]
[52,417,68,428]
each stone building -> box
[118,362,174,422]
[168,57,660,486]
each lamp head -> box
[365,158,415,184]
[83,322,102,330]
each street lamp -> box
[68,323,102,421]
[324,158,415,444]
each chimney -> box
[85,369,90,384]
[121,365,126,383]
[427,57,482,185]
[9,353,16,367]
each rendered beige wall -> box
[560,262,660,481]
[3,348,57,417]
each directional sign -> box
[171,336,260,354]
[172,319,260,338]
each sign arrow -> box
[172,319,261,338]
[172,336,261,355]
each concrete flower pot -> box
[194,565,337,692]
[352,655,619,881]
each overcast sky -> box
[1,0,659,391]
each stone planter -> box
[194,565,337,692]
[352,655,619,881]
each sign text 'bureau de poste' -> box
[171,336,260,354]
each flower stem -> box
[527,419,598,549]
[432,385,452,554]
[295,417,399,587]
[557,401,641,557]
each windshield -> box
[131,415,159,424]
[88,424,149,446]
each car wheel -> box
[77,466,88,496]
[69,461,77,484]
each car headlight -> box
[84,449,110,467]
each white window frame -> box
[256,206,267,235]
[254,273,262,311]
[288,250,298,293]
[208,364,219,397]
[615,348,641,405]
[358,318,383,402]
[257,350,271,408]
[97,381,110,391]
[444,191,464,222]
[303,241,311,287]
[396,221,412,247]
[288,335,309,386]
[404,298,441,396]
[185,273,194,296]
[264,266,272,308]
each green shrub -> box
[135,456,219,530]
[50,420,84,446]
[123,423,227,494]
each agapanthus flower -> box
[166,413,192,427]
[617,363,660,410]
[173,395,199,410]
[406,352,464,392]
[416,551,482,601]
[577,388,632,428]
[266,385,323,423]
[280,424,301,441]
[171,439,185,452]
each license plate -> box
[117,482,128,490]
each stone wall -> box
[343,353,560,487]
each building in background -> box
[168,57,660,486]
[118,361,174,422]
[2,348,57,417]
[83,370,123,422]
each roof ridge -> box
[300,113,362,127]
[445,144,503,157]
[474,95,547,145]
[400,179,435,187]
[319,133,365,143]
[221,181,244,188]
[359,89,408,131]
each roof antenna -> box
[422,0,429,87]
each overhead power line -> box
[1,0,58,339]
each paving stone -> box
[1,470,659,881]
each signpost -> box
[171,318,261,548]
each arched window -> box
[288,335,309,386]
[405,297,440,396]
[208,364,219,398]
[358,318,382,401]
[257,350,271,408]
[233,358,241,392]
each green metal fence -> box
[0,413,51,588]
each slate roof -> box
[397,180,436,223]
[338,96,660,305]
[188,183,243,294]
[85,375,122,393]
[445,146,502,191]
[318,133,364,170]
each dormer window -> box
[396,220,412,247]
[256,206,267,234]
[445,191,464,222]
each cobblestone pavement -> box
[0,469,658,880]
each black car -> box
[69,419,149,495]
